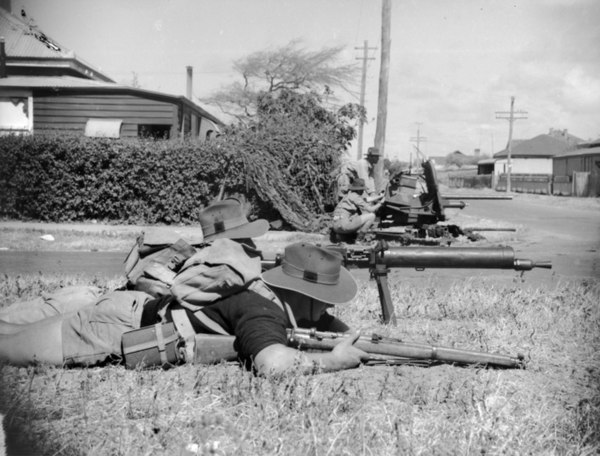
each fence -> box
[447,174,492,189]
[494,173,597,197]
[495,174,552,194]
[552,175,572,196]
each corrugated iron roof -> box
[494,134,578,158]
[578,138,600,148]
[1,6,73,58]
[0,6,112,81]
[0,75,124,88]
[0,6,223,126]
[554,146,600,158]
[0,75,224,126]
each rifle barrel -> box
[287,328,524,369]
[190,330,525,368]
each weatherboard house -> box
[492,129,581,193]
[0,2,222,139]
[553,138,600,197]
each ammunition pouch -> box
[122,308,231,369]
[122,322,184,369]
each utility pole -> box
[355,40,377,160]
[373,0,391,192]
[410,123,427,168]
[495,96,528,192]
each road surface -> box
[448,196,600,280]
[0,195,598,286]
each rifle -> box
[192,328,525,369]
[261,240,551,324]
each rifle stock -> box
[287,328,525,369]
[192,328,525,369]
[193,333,237,364]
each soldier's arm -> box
[253,334,367,376]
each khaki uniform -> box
[337,159,375,199]
[332,192,373,234]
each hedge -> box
[0,135,252,225]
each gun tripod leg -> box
[373,264,397,325]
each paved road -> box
[0,250,127,278]
[449,196,600,280]
[0,195,598,285]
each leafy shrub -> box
[0,135,247,225]
[0,91,359,229]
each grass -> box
[1,273,599,455]
[0,193,599,455]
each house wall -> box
[493,157,553,175]
[32,94,179,138]
[553,152,600,197]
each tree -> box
[220,90,363,230]
[445,151,467,168]
[202,40,360,124]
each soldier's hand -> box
[331,332,369,368]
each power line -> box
[495,96,528,193]
[355,40,377,160]
[409,123,427,168]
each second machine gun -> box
[376,158,515,244]
[262,241,552,324]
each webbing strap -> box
[284,301,297,329]
[171,309,196,362]
[248,280,297,329]
[192,310,230,336]
[154,323,168,365]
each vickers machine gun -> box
[376,158,513,244]
[262,241,551,324]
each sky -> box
[12,0,600,162]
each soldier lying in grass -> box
[0,200,367,375]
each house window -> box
[0,96,33,135]
[138,124,171,139]
[85,119,123,138]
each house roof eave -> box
[0,76,224,126]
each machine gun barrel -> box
[464,227,517,232]
[442,194,514,200]
[263,245,551,272]
[442,201,467,209]
[374,246,551,271]
[287,328,525,369]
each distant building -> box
[493,129,581,175]
[477,158,495,175]
[553,138,600,197]
[0,3,222,139]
